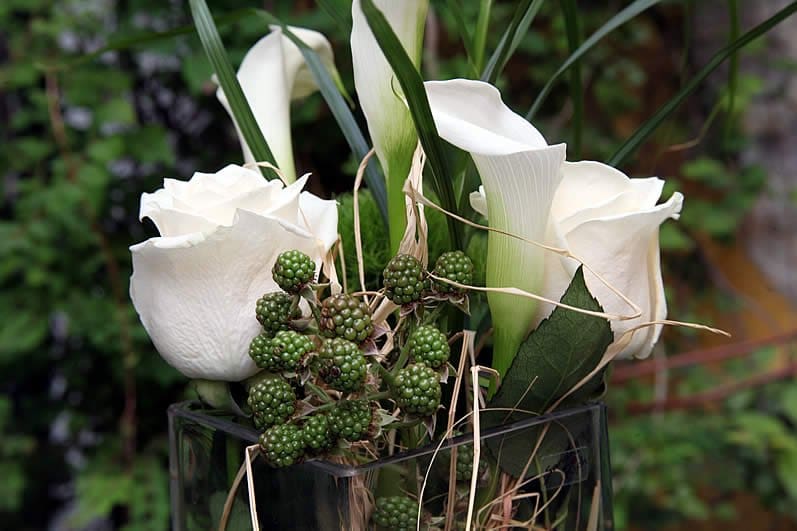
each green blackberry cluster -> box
[301,414,334,453]
[243,248,466,476]
[329,400,374,441]
[372,496,419,531]
[272,250,315,293]
[248,377,296,430]
[393,364,441,416]
[255,292,300,336]
[259,423,305,467]
[432,250,473,294]
[454,443,487,482]
[407,325,450,369]
[317,338,368,393]
[249,330,314,372]
[319,293,374,343]
[382,254,425,305]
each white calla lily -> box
[424,79,566,375]
[216,26,336,183]
[130,164,337,381]
[469,154,683,362]
[351,0,428,249]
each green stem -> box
[377,364,398,387]
[305,382,333,403]
[386,157,411,254]
[489,325,523,395]
[299,389,391,417]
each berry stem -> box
[288,294,301,318]
[297,390,391,417]
[305,382,333,403]
[376,363,397,387]
[308,301,323,326]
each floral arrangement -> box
[130,1,725,529]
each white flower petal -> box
[424,79,547,155]
[130,210,328,381]
[538,191,684,359]
[216,27,335,182]
[351,0,426,185]
[299,192,339,252]
[553,161,665,233]
[469,185,488,217]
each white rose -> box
[470,161,683,359]
[129,164,337,381]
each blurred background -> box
[1,0,796,529]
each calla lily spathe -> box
[130,165,337,381]
[351,0,428,249]
[216,26,336,183]
[424,79,566,376]
[468,143,683,362]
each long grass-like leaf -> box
[608,1,797,166]
[317,0,353,35]
[249,10,388,223]
[561,0,583,158]
[526,0,661,120]
[360,0,463,249]
[188,0,277,178]
[473,0,493,73]
[481,0,545,84]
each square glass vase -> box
[169,401,613,530]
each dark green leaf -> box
[526,0,661,120]
[188,0,277,179]
[481,0,545,84]
[484,267,611,479]
[608,1,797,166]
[488,267,612,419]
[360,0,463,249]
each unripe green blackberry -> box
[247,377,296,430]
[432,250,473,294]
[317,338,367,393]
[328,400,373,441]
[372,496,419,531]
[255,292,300,336]
[250,330,314,372]
[272,250,315,293]
[454,443,487,481]
[319,293,374,343]
[382,254,425,305]
[407,325,450,369]
[259,423,304,467]
[393,364,441,416]
[301,414,334,453]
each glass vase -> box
[169,400,613,530]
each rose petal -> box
[130,209,327,381]
[539,191,684,359]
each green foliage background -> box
[1,0,794,529]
